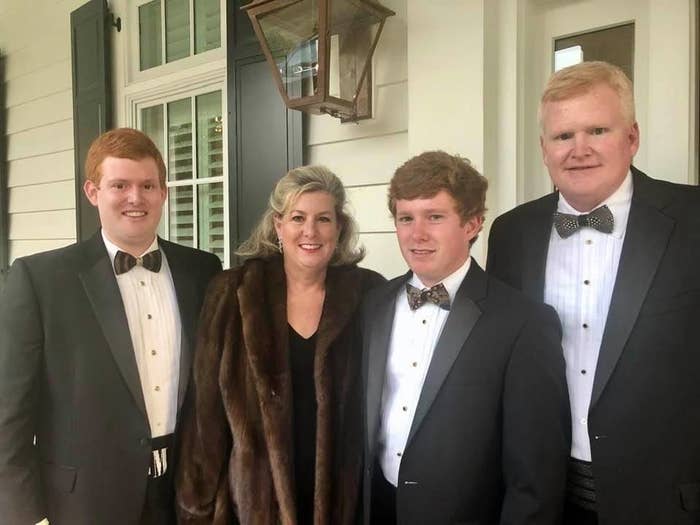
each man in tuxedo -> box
[361,151,570,524]
[0,128,222,525]
[487,61,700,525]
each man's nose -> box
[411,219,428,240]
[571,133,592,157]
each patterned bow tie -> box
[552,205,614,239]
[406,282,451,311]
[114,249,162,275]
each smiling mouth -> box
[410,249,435,255]
[300,243,322,250]
[123,211,147,217]
[566,165,601,171]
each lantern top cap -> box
[242,0,396,19]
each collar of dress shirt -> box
[101,229,160,272]
[556,170,633,239]
[408,256,472,306]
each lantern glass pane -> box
[258,0,320,99]
[328,0,382,102]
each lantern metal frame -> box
[243,0,395,120]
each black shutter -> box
[70,0,112,241]
[227,0,303,255]
[0,52,8,289]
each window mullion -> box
[189,0,195,57]
[160,0,167,66]
[163,103,170,240]
[191,95,198,249]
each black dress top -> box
[289,325,318,524]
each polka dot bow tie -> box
[552,205,614,239]
[114,249,162,275]
[406,282,451,311]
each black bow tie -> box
[114,249,162,275]
[552,205,614,239]
[406,282,451,311]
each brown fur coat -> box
[176,256,384,524]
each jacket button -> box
[140,437,149,447]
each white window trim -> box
[125,66,229,268]
[126,0,226,86]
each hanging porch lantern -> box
[243,0,395,120]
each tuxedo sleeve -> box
[176,272,235,524]
[500,303,570,525]
[0,258,47,523]
[486,213,517,286]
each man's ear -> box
[84,179,99,207]
[465,215,485,242]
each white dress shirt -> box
[102,231,182,438]
[378,257,471,486]
[544,172,632,461]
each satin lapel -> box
[160,240,196,411]
[406,260,487,446]
[522,195,557,302]
[79,235,147,418]
[591,173,673,408]
[365,276,405,455]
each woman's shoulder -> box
[332,264,387,290]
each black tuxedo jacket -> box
[487,167,700,525]
[0,233,221,525]
[361,260,570,524]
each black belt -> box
[567,457,597,511]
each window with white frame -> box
[124,0,228,266]
[138,90,226,265]
[138,0,221,71]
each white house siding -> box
[0,0,84,262]
[306,0,408,279]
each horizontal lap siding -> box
[306,0,408,279]
[1,0,83,262]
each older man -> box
[488,61,700,525]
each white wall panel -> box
[8,151,76,188]
[7,120,74,161]
[6,90,73,135]
[9,239,75,263]
[306,132,407,186]
[8,181,75,214]
[358,232,406,279]
[9,210,76,240]
[346,185,394,234]
[5,60,72,108]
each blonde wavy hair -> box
[236,165,364,265]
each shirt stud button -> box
[582,323,589,329]
[412,362,418,367]
[154,386,160,392]
[147,314,152,319]
[584,279,590,285]
[151,350,157,356]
